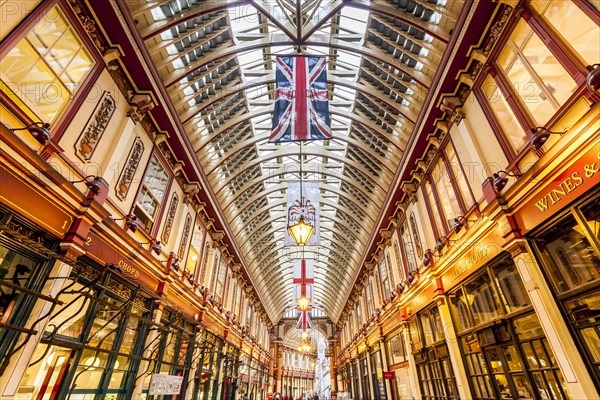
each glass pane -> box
[580,327,600,363]
[26,6,68,52]
[521,30,577,106]
[425,180,445,236]
[107,355,131,389]
[0,246,36,325]
[88,295,123,351]
[486,348,503,374]
[431,307,445,341]
[493,257,531,312]
[445,141,473,207]
[496,374,511,399]
[565,290,600,326]
[420,312,435,346]
[63,47,94,86]
[531,0,600,66]
[513,313,545,340]
[513,374,534,400]
[535,215,600,293]
[1,4,94,123]
[401,225,418,273]
[503,345,523,372]
[465,274,503,326]
[580,199,600,245]
[499,20,576,126]
[71,349,109,390]
[521,342,538,369]
[449,289,471,331]
[481,75,527,151]
[432,158,461,231]
[47,281,91,338]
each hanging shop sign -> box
[148,373,184,395]
[0,163,73,237]
[515,139,599,232]
[383,371,395,380]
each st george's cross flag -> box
[293,259,314,303]
[269,56,332,143]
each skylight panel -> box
[150,7,167,21]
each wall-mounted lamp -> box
[423,249,433,267]
[396,282,405,294]
[70,175,102,196]
[10,122,51,145]
[451,217,464,234]
[139,238,161,255]
[109,213,138,233]
[587,64,600,92]
[492,170,523,193]
[530,127,568,150]
[435,237,447,253]
[406,270,417,285]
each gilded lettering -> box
[535,196,550,212]
[550,188,565,204]
[571,171,583,186]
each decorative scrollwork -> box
[116,137,144,200]
[75,92,115,161]
[161,193,179,244]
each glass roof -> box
[127,0,462,329]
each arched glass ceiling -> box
[127,0,462,325]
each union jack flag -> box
[269,56,332,143]
[296,308,313,331]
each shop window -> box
[534,213,600,293]
[513,313,570,399]
[448,255,572,399]
[387,331,408,365]
[22,267,151,399]
[448,288,472,332]
[133,154,170,232]
[411,307,459,400]
[464,273,503,326]
[492,258,532,313]
[0,245,37,326]
[0,3,95,123]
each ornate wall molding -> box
[410,212,423,258]
[116,137,144,200]
[178,213,193,260]
[161,193,179,244]
[75,91,115,161]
